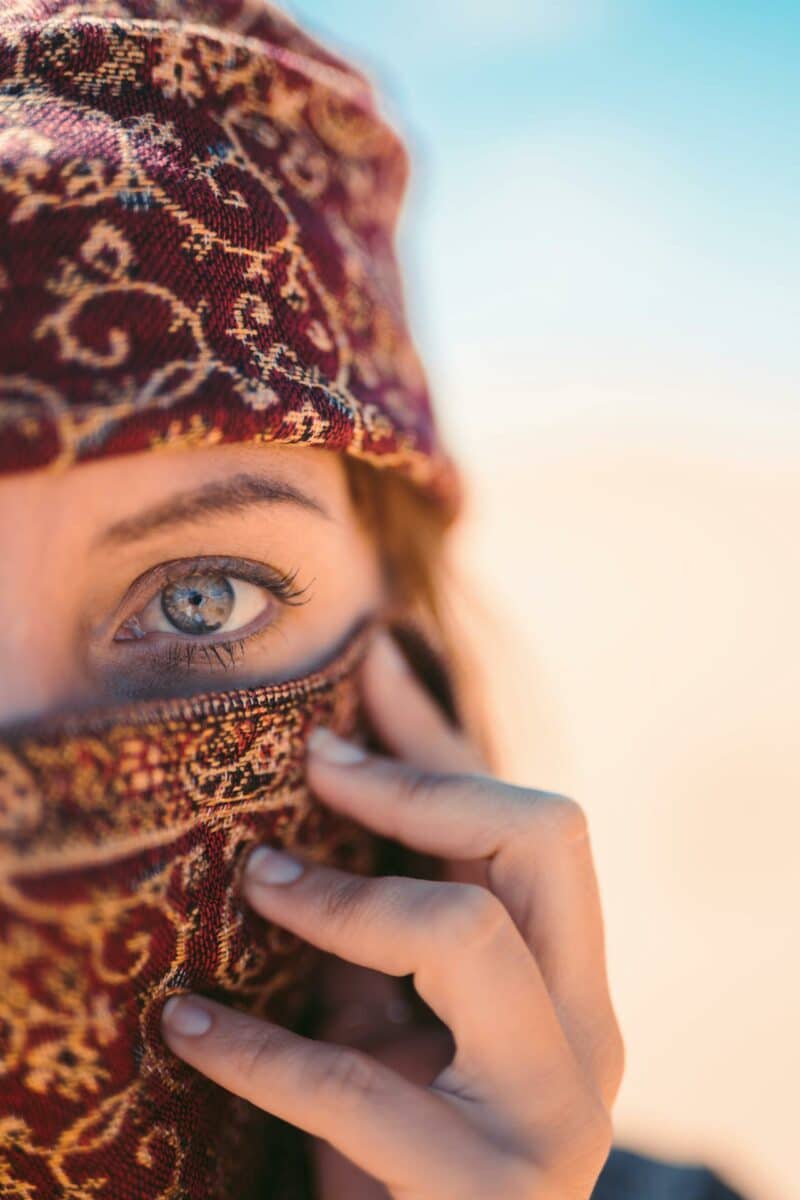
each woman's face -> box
[0,443,385,727]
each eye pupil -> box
[161,573,234,635]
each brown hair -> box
[342,455,495,769]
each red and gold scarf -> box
[0,4,460,1193]
[0,0,461,517]
[0,623,384,1197]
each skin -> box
[0,442,624,1199]
[0,442,384,721]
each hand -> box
[161,629,625,1200]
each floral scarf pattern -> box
[0,623,379,1198]
[0,0,461,518]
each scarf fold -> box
[0,0,461,519]
[0,621,383,1198]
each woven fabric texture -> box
[0,623,380,1198]
[0,0,461,517]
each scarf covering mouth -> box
[0,622,383,1198]
[0,0,461,519]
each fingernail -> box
[246,844,305,885]
[162,995,212,1037]
[308,726,367,765]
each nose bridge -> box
[0,475,79,726]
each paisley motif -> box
[0,623,379,1198]
[0,0,461,518]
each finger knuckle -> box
[531,1086,614,1181]
[314,1045,383,1107]
[231,1025,281,1086]
[430,883,507,949]
[540,1118,613,1199]
[572,1094,615,1165]
[395,765,451,811]
[589,1101,615,1160]
[602,1020,626,1098]
[606,1014,626,1071]
[320,873,374,930]
[537,793,589,843]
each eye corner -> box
[113,615,146,642]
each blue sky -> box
[289,1,799,460]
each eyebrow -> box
[94,472,330,548]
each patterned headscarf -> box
[0,7,456,1196]
[0,623,384,1198]
[0,0,461,518]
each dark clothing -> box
[592,1146,750,1200]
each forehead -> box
[0,445,365,579]
[0,442,349,514]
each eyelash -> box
[158,636,249,674]
[113,557,312,673]
[161,559,309,604]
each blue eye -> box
[112,558,311,657]
[160,573,234,635]
[115,571,279,642]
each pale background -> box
[290,3,799,1198]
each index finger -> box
[360,628,490,890]
[306,733,623,1109]
[360,629,485,774]
[159,994,492,1194]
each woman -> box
[0,1,748,1197]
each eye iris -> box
[160,573,234,635]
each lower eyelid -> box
[103,621,283,689]
[110,605,283,671]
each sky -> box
[288,1,799,463]
[279,15,800,1195]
